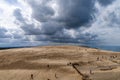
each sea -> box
[89,45,120,52]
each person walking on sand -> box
[97,57,99,61]
[55,73,58,78]
[30,74,34,80]
[90,69,94,75]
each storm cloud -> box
[13,0,97,43]
[26,0,95,28]
[98,0,114,6]
[0,0,120,47]
[0,27,11,38]
[12,0,118,44]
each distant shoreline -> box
[0,45,120,52]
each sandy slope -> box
[0,45,120,80]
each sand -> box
[0,45,119,80]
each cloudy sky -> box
[0,0,120,47]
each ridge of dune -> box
[0,45,120,80]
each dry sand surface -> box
[0,45,120,80]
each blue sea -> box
[89,45,120,52]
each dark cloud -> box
[0,27,11,38]
[40,21,63,35]
[13,0,115,45]
[13,8,62,36]
[27,0,54,22]
[0,27,12,45]
[27,0,95,29]
[13,0,99,44]
[13,9,26,24]
[13,8,41,35]
[56,0,95,29]
[98,0,114,6]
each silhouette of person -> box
[55,73,58,78]
[90,69,93,75]
[31,74,33,80]
[47,64,50,68]
[97,57,99,61]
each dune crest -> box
[0,45,120,80]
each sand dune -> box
[0,45,120,80]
